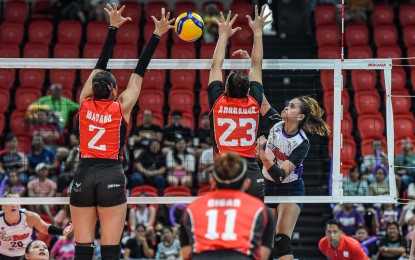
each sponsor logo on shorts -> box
[108,184,121,189]
[257,178,264,183]
[73,182,82,193]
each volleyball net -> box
[0,57,403,205]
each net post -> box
[331,59,343,200]
[383,64,397,198]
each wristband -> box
[267,164,286,184]
[47,225,64,236]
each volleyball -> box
[174,12,204,42]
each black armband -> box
[134,34,161,77]
[48,225,64,236]
[265,107,282,122]
[94,26,118,70]
[267,164,286,184]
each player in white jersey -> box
[0,190,73,259]
[257,96,330,260]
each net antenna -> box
[0,58,396,205]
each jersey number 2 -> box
[205,209,237,241]
[88,124,106,151]
[218,118,256,146]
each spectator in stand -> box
[374,203,401,237]
[0,170,26,197]
[162,110,193,152]
[54,205,72,229]
[130,139,167,194]
[201,2,220,43]
[27,163,57,221]
[155,226,181,259]
[123,224,155,260]
[334,203,366,236]
[361,139,388,183]
[27,135,56,177]
[319,219,369,260]
[343,166,369,196]
[166,137,195,188]
[89,0,120,21]
[130,109,163,158]
[399,203,415,241]
[31,83,79,131]
[29,109,62,146]
[195,112,212,150]
[128,193,157,235]
[345,0,373,22]
[50,232,75,260]
[0,134,28,184]
[354,227,378,259]
[377,222,407,260]
[369,165,390,196]
[197,147,214,186]
[395,137,415,192]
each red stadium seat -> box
[199,91,210,114]
[170,44,196,59]
[374,25,398,47]
[347,45,373,59]
[169,89,195,113]
[229,44,252,58]
[200,43,216,59]
[117,23,139,44]
[411,68,415,90]
[86,21,108,44]
[0,114,4,134]
[144,23,168,45]
[80,70,92,85]
[351,70,376,91]
[200,70,210,90]
[318,46,340,59]
[361,137,387,157]
[31,0,53,20]
[138,90,164,115]
[83,43,103,58]
[174,1,196,16]
[202,1,224,12]
[0,22,24,44]
[0,43,19,58]
[111,70,134,92]
[24,43,49,58]
[323,90,350,114]
[394,113,415,140]
[326,111,353,136]
[231,25,253,45]
[408,47,415,67]
[136,110,163,128]
[403,26,415,48]
[380,67,406,91]
[377,45,402,65]
[354,91,381,115]
[328,135,357,164]
[3,0,29,24]
[54,43,79,58]
[120,1,141,25]
[10,110,28,135]
[58,21,82,45]
[163,186,191,196]
[142,70,166,90]
[314,3,337,27]
[316,25,340,47]
[113,44,138,58]
[15,87,41,110]
[49,69,76,90]
[28,20,53,45]
[230,1,252,25]
[400,3,415,27]
[152,45,167,59]
[170,70,196,89]
[168,111,194,131]
[345,23,369,47]
[0,89,9,112]
[358,113,385,139]
[390,89,411,114]
[371,4,394,26]
[320,70,346,92]
[146,1,169,22]
[0,67,16,90]
[130,185,158,197]
[197,185,213,196]
[16,134,31,154]
[21,42,48,88]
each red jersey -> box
[181,190,269,260]
[318,235,369,260]
[78,98,127,160]
[211,95,260,158]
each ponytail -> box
[298,96,330,136]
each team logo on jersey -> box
[273,147,288,161]
[107,184,121,189]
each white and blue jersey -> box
[262,122,310,183]
[0,209,33,257]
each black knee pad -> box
[274,233,293,257]
[75,243,95,260]
[101,245,121,260]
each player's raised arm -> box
[209,11,241,84]
[247,5,271,85]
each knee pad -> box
[274,233,293,257]
[101,245,121,260]
[75,243,95,260]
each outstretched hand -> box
[152,8,175,37]
[231,49,250,59]
[104,3,132,28]
[63,222,73,236]
[246,5,272,33]
[213,11,241,39]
